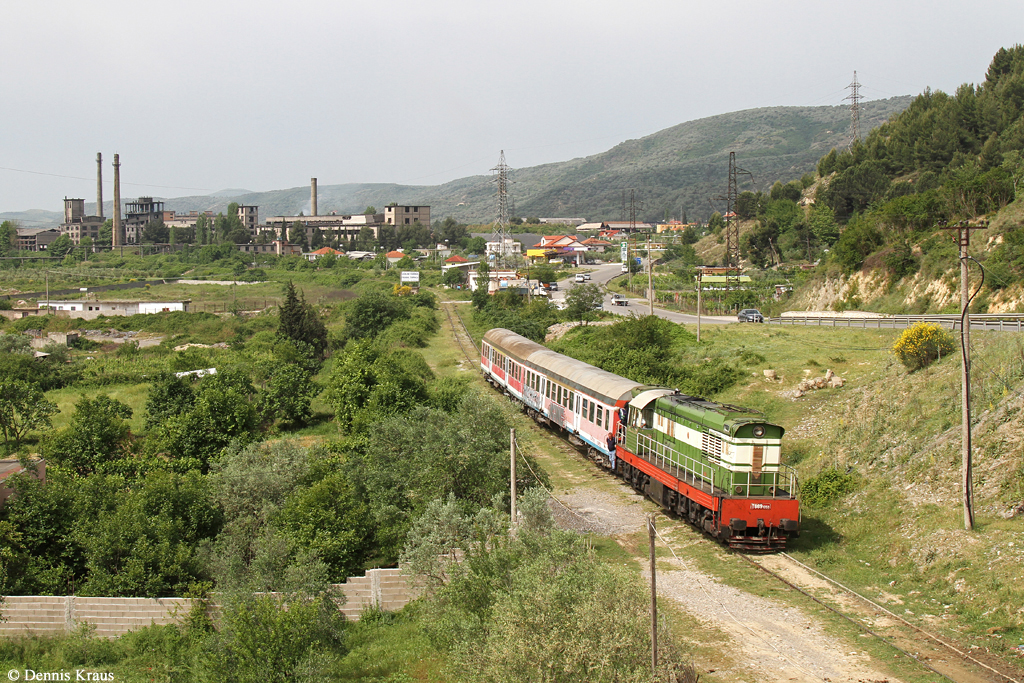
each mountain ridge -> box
[8,98,913,229]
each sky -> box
[2,0,1023,216]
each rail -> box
[622,427,798,499]
[768,313,1024,332]
[631,429,716,492]
[725,464,798,499]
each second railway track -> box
[734,547,1024,683]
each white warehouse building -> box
[41,300,190,319]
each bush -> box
[801,467,858,507]
[892,322,955,370]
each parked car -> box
[737,309,764,323]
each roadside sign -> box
[400,271,420,284]
[620,241,628,261]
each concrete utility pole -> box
[941,220,986,531]
[648,514,658,673]
[112,154,121,249]
[696,269,703,343]
[510,428,517,526]
[311,178,318,217]
[647,233,654,315]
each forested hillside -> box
[779,45,1024,313]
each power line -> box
[0,165,212,193]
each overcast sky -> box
[2,0,1023,215]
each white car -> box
[583,273,591,281]
[574,274,585,283]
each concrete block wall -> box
[1,568,420,638]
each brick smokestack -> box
[112,154,121,247]
[96,152,104,219]
[311,177,318,217]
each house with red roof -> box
[304,246,343,262]
[386,250,406,265]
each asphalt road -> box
[550,262,736,326]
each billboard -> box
[400,271,420,284]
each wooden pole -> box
[510,428,517,527]
[648,514,658,672]
[941,221,984,531]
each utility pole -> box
[845,71,863,146]
[510,428,517,527]
[648,514,658,673]
[941,220,986,531]
[695,269,703,343]
[647,232,654,316]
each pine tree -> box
[278,281,328,359]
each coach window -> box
[589,400,595,423]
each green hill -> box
[147,99,911,225]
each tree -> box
[465,236,487,254]
[289,221,309,250]
[364,206,377,214]
[48,234,74,257]
[144,373,197,430]
[0,220,17,256]
[262,364,317,427]
[97,219,113,246]
[278,282,329,359]
[0,381,57,452]
[196,215,211,245]
[564,283,603,325]
[532,264,557,285]
[343,290,411,339]
[141,219,169,243]
[43,395,133,476]
[442,268,466,288]
[707,211,725,234]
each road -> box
[549,262,736,326]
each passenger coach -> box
[481,328,800,549]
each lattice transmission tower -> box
[845,71,863,146]
[712,152,752,269]
[491,150,512,269]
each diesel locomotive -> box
[481,328,799,549]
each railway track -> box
[731,549,1024,683]
[442,301,478,366]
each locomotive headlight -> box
[753,425,765,437]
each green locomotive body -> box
[624,390,795,499]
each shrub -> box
[801,467,858,507]
[892,322,955,370]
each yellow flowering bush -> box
[892,322,955,370]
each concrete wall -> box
[0,568,419,638]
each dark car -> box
[737,308,764,323]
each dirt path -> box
[539,452,903,682]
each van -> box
[621,263,629,273]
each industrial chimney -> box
[96,153,104,219]
[112,154,121,247]
[311,177,318,217]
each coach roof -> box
[483,328,644,404]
